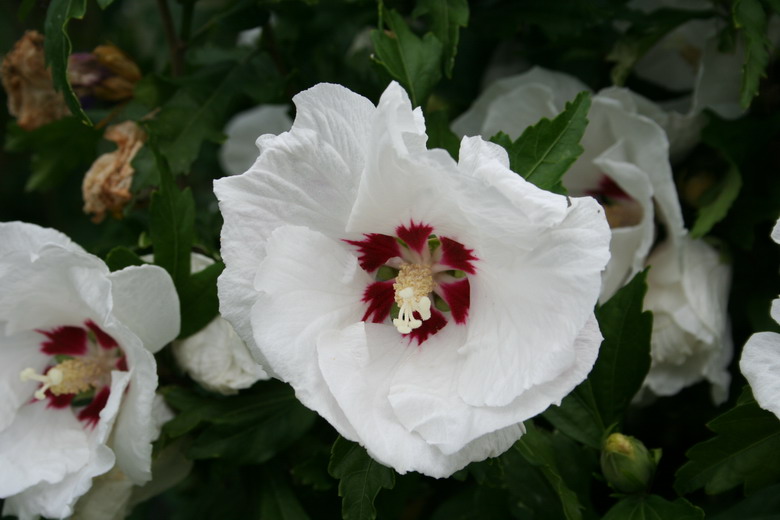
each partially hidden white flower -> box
[219,105,293,176]
[740,218,780,418]
[643,236,733,403]
[69,396,192,520]
[214,81,611,477]
[0,221,180,520]
[453,66,685,302]
[171,253,268,394]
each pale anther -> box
[392,263,434,334]
[20,358,108,400]
[20,366,64,400]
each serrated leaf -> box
[259,469,312,520]
[690,162,742,238]
[105,247,145,272]
[43,0,90,126]
[412,0,469,77]
[608,8,713,86]
[733,0,771,108]
[602,495,704,520]
[328,437,395,520]
[545,271,652,447]
[178,261,224,339]
[675,387,780,495]
[513,424,584,520]
[370,8,443,107]
[149,151,194,288]
[489,91,591,193]
[710,482,780,519]
[148,59,255,175]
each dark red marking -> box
[37,326,88,356]
[360,281,395,323]
[78,387,110,428]
[409,308,447,345]
[438,279,471,324]
[587,176,632,201]
[46,392,75,409]
[395,221,433,255]
[439,237,478,274]
[116,355,128,372]
[345,234,401,272]
[85,320,118,349]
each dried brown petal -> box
[93,44,142,83]
[82,121,146,223]
[1,30,70,130]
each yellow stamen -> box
[392,263,434,334]
[20,358,110,400]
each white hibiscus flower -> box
[171,253,268,395]
[643,236,733,403]
[0,221,179,520]
[740,218,780,417]
[453,66,685,302]
[214,81,611,477]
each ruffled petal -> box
[250,225,372,440]
[0,221,83,259]
[107,265,180,354]
[317,321,523,477]
[0,330,48,431]
[741,303,780,419]
[0,402,90,498]
[215,83,374,363]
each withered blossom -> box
[82,121,146,223]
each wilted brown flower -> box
[82,121,146,223]
[1,30,70,130]
[69,44,142,102]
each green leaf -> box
[105,247,146,272]
[425,110,460,159]
[370,8,444,107]
[412,0,469,77]
[149,152,194,288]
[161,382,317,465]
[18,0,36,21]
[178,261,224,339]
[148,59,256,175]
[43,0,91,126]
[733,0,771,108]
[690,162,742,238]
[545,271,652,448]
[96,0,117,8]
[608,8,713,86]
[489,91,591,194]
[765,0,780,14]
[675,387,780,496]
[259,469,312,520]
[328,437,396,520]
[710,482,780,519]
[513,424,584,520]
[602,495,704,520]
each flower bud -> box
[600,433,659,494]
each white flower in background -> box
[643,237,733,403]
[740,218,780,418]
[215,81,611,477]
[631,0,747,120]
[219,105,293,176]
[70,396,192,520]
[0,221,179,520]
[453,66,685,302]
[172,253,268,394]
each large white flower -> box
[740,218,780,417]
[453,66,685,302]
[0,221,179,520]
[171,253,268,394]
[215,81,611,477]
[643,236,732,403]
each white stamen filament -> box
[20,367,64,400]
[393,288,431,333]
[392,263,434,334]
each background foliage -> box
[1,0,780,518]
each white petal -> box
[250,225,372,440]
[107,265,180,354]
[219,105,293,176]
[457,195,609,407]
[317,321,523,477]
[772,217,780,245]
[741,327,780,419]
[0,330,48,432]
[215,84,374,362]
[0,402,90,498]
[0,221,84,259]
[691,32,745,119]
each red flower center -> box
[346,221,477,345]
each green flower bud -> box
[600,433,659,494]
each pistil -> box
[20,357,111,400]
[392,263,434,334]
